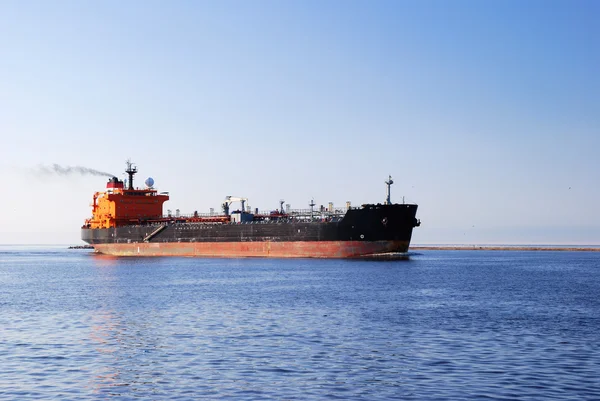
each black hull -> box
[82,204,419,247]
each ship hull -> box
[82,204,419,259]
[92,240,410,258]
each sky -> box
[1,0,598,245]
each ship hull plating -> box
[82,204,419,259]
[92,240,410,258]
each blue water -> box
[1,246,599,400]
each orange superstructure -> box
[84,163,169,229]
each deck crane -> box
[222,196,248,216]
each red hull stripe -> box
[93,240,410,258]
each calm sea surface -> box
[1,246,599,400]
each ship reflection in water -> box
[88,310,168,397]
[90,254,119,268]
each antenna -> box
[125,159,137,190]
[280,199,285,214]
[309,199,316,220]
[385,175,393,204]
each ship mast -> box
[125,160,137,190]
[385,175,393,205]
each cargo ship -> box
[81,162,420,258]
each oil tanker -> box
[81,162,420,258]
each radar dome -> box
[145,177,155,188]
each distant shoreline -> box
[412,246,600,252]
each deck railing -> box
[163,206,354,220]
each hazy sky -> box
[1,0,598,245]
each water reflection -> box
[90,254,120,268]
[88,309,167,397]
[86,259,170,397]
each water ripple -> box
[0,250,599,399]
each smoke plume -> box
[39,164,115,177]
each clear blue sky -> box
[1,0,598,244]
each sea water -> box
[1,246,599,400]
